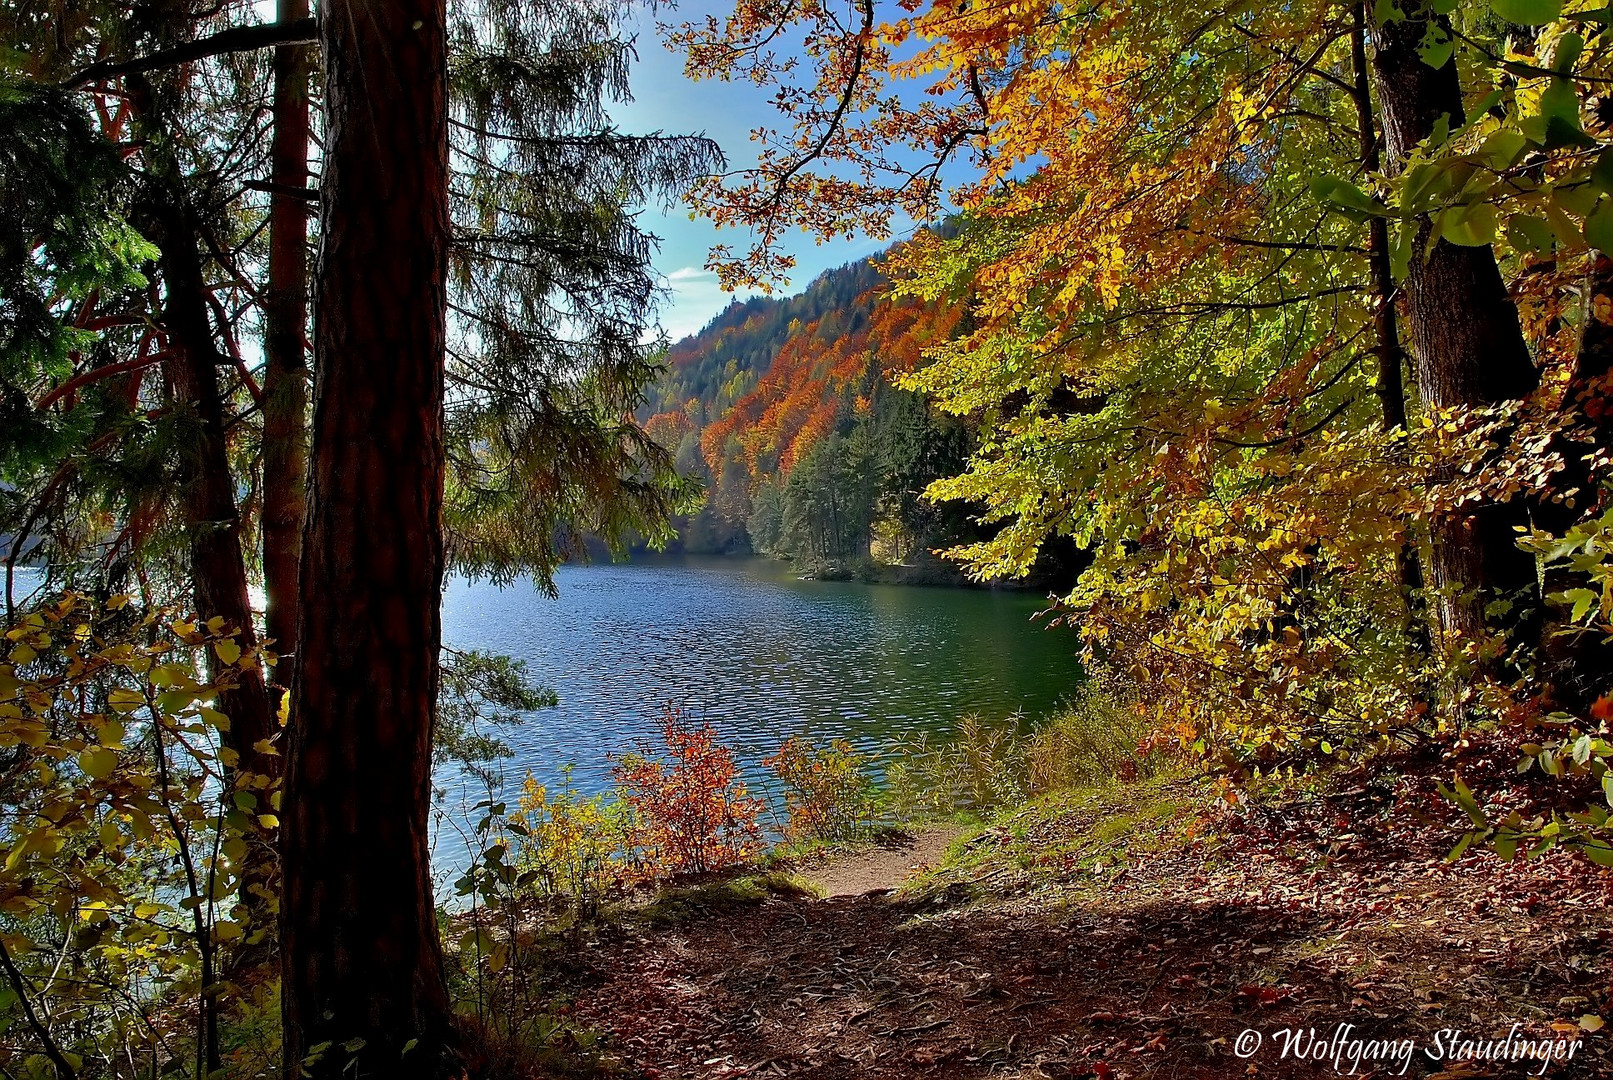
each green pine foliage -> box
[443,0,721,590]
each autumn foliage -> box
[700,285,965,481]
[0,594,281,1078]
[670,0,1613,859]
[613,709,765,875]
[764,735,878,842]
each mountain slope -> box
[640,250,979,572]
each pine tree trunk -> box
[146,187,281,936]
[1370,10,1539,651]
[279,0,457,1076]
[129,53,281,955]
[166,236,276,753]
[129,88,279,792]
[261,0,312,682]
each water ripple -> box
[439,555,1080,804]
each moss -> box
[626,870,818,927]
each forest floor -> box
[538,768,1613,1080]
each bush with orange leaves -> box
[613,709,764,876]
[764,734,877,842]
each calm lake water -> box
[438,556,1080,808]
[7,558,1082,867]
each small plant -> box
[509,768,633,919]
[435,648,558,787]
[764,735,878,841]
[883,688,1158,819]
[613,708,764,876]
[883,716,1028,819]
[1025,684,1160,792]
[1445,508,1613,865]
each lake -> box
[8,558,1083,860]
[437,556,1081,810]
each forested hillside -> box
[639,258,882,555]
[642,250,1015,578]
[645,259,882,426]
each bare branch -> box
[62,17,318,90]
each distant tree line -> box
[640,256,998,578]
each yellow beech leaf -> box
[108,687,144,714]
[79,746,118,780]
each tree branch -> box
[35,351,172,412]
[0,938,79,1080]
[63,17,318,90]
[244,179,318,202]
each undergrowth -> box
[883,683,1165,821]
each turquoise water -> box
[437,556,1080,806]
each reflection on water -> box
[9,557,1082,869]
[440,556,1080,803]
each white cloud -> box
[652,266,762,343]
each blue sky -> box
[247,0,898,343]
[613,4,896,341]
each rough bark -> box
[279,0,457,1077]
[142,177,282,939]
[1351,2,1431,657]
[261,0,312,679]
[129,107,278,793]
[1370,7,1540,651]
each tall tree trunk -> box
[1351,1,1430,657]
[261,0,313,682]
[1369,7,1539,654]
[161,216,277,764]
[280,0,457,1076]
[129,71,278,794]
[146,183,282,932]
[128,48,281,962]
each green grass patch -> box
[903,771,1201,903]
[626,870,819,927]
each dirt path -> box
[796,827,960,898]
[545,787,1613,1080]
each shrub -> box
[613,708,764,875]
[883,715,1028,819]
[509,769,633,916]
[1025,684,1160,792]
[884,687,1160,818]
[0,592,277,1080]
[764,735,878,841]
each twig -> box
[0,938,79,1080]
